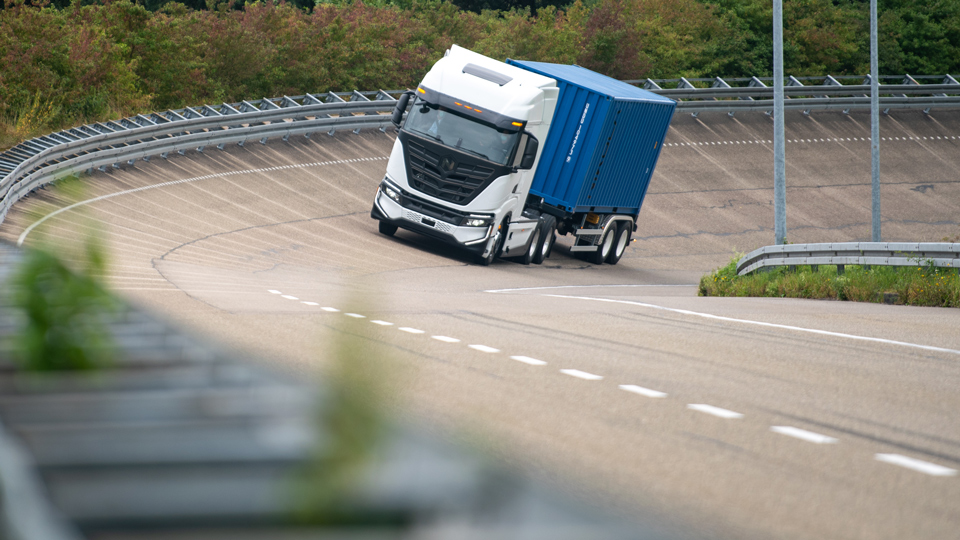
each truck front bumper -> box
[371,182,495,256]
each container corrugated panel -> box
[506,60,676,215]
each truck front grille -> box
[404,137,502,205]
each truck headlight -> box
[463,217,490,227]
[381,181,401,203]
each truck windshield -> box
[404,99,520,166]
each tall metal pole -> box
[773,0,786,245]
[870,0,881,241]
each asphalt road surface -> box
[3,109,960,540]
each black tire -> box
[588,225,615,265]
[605,222,631,265]
[378,221,398,236]
[520,222,541,265]
[535,214,557,264]
[477,220,506,266]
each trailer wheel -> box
[520,222,541,265]
[533,215,556,264]
[606,223,631,265]
[589,226,614,264]
[378,221,398,236]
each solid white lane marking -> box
[281,295,299,300]
[485,284,697,294]
[511,355,547,366]
[398,327,425,334]
[301,301,319,306]
[561,369,603,380]
[432,335,461,343]
[370,320,393,326]
[687,404,743,419]
[344,313,366,318]
[321,307,339,312]
[469,344,500,353]
[619,384,667,398]
[544,294,960,357]
[268,290,282,294]
[771,426,838,444]
[875,454,957,476]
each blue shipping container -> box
[505,60,676,216]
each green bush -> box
[700,255,960,308]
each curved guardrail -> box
[0,90,402,228]
[1,74,958,231]
[737,242,960,276]
[633,73,960,115]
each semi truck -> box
[370,45,675,266]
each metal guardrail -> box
[0,90,403,228]
[1,74,959,231]
[633,74,960,115]
[737,242,960,276]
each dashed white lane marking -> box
[432,335,461,343]
[687,404,744,419]
[561,369,604,381]
[469,344,500,353]
[344,313,366,318]
[398,327,425,334]
[321,307,339,312]
[268,290,282,294]
[301,301,319,306]
[771,426,838,444]
[875,454,958,477]
[370,320,393,326]
[511,355,547,366]
[545,294,960,357]
[619,384,668,398]
[281,295,299,300]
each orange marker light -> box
[511,121,523,127]
[417,88,426,94]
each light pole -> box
[773,0,786,245]
[870,0,881,241]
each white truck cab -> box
[372,45,558,265]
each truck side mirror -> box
[392,92,412,127]
[519,135,539,169]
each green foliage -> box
[2,0,959,151]
[700,256,960,308]
[8,204,120,370]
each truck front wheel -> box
[477,220,506,266]
[606,223,631,265]
[378,221,398,236]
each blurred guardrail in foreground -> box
[0,241,647,540]
[737,242,960,276]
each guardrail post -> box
[837,264,845,275]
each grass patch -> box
[699,255,960,308]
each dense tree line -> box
[2,0,957,148]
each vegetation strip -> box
[700,255,960,308]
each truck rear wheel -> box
[589,226,614,264]
[533,215,556,264]
[378,221,398,236]
[606,223,631,265]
